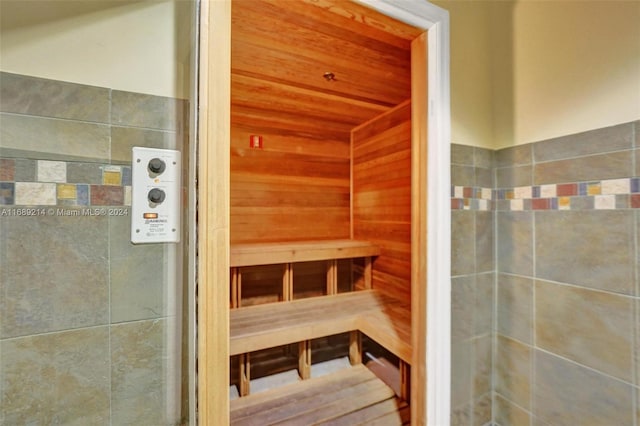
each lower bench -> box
[230,364,410,426]
[229,289,412,364]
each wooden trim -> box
[410,31,428,425]
[231,267,241,308]
[363,256,373,289]
[197,0,231,424]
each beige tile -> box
[496,165,532,188]
[495,144,532,167]
[452,340,473,409]
[0,215,109,337]
[473,335,492,397]
[111,90,185,131]
[534,350,633,425]
[452,276,475,341]
[0,113,110,162]
[452,164,476,187]
[495,394,531,426]
[475,167,493,189]
[475,211,494,273]
[110,254,169,323]
[474,273,494,335]
[451,403,472,426]
[474,147,494,169]
[497,211,533,276]
[533,122,634,163]
[535,210,635,295]
[536,280,633,382]
[452,211,476,276]
[534,150,633,185]
[496,335,531,409]
[111,318,181,425]
[497,274,533,344]
[37,160,67,183]
[110,126,178,164]
[14,182,56,205]
[452,144,475,166]
[635,148,640,176]
[0,71,110,123]
[0,327,110,425]
[472,393,491,426]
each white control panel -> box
[131,147,181,244]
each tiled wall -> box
[450,144,495,425]
[493,121,639,426]
[451,120,640,426]
[0,72,188,425]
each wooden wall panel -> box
[352,100,412,303]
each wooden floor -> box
[230,365,410,425]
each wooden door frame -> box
[197,1,450,424]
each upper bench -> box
[230,239,381,267]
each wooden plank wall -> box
[352,100,412,303]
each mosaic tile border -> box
[452,177,640,211]
[1,158,132,208]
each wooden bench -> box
[230,364,410,426]
[229,239,411,399]
[230,239,381,305]
[230,289,411,363]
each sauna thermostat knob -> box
[148,158,166,174]
[148,188,166,204]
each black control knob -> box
[148,188,166,204]
[148,158,166,174]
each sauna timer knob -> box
[148,158,166,174]
[148,188,166,204]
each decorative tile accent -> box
[0,182,14,204]
[57,183,77,200]
[14,182,56,205]
[0,158,15,180]
[102,165,122,186]
[37,160,66,183]
[91,185,124,206]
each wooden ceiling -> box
[231,0,422,137]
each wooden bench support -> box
[231,267,241,308]
[298,340,311,380]
[326,259,338,295]
[239,353,250,397]
[364,256,372,289]
[400,360,410,402]
[349,331,362,365]
[283,263,293,301]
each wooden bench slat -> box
[230,289,411,361]
[230,239,381,267]
[316,398,409,426]
[230,365,405,426]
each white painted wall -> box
[432,0,640,149]
[0,0,193,99]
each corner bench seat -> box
[230,289,412,364]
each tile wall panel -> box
[0,73,188,424]
[0,327,111,425]
[0,71,110,122]
[534,350,634,426]
[488,120,640,426]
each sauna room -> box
[227,0,426,423]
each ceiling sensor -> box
[323,72,336,82]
